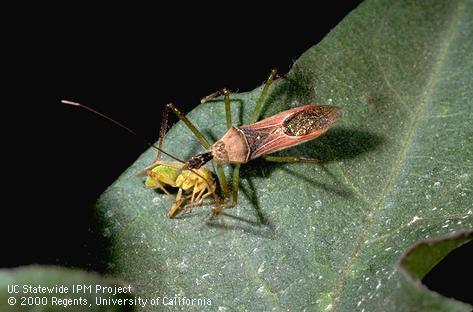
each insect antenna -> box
[61,100,184,163]
[155,101,169,162]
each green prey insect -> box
[143,162,216,218]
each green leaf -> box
[0,266,135,311]
[96,0,473,310]
[396,231,473,311]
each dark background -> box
[5,1,471,305]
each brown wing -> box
[239,105,342,160]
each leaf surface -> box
[97,1,473,310]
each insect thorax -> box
[211,127,249,164]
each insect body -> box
[144,162,216,218]
[191,105,342,168]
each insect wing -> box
[239,105,342,160]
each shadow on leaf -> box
[319,127,385,162]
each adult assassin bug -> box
[63,69,342,218]
[164,69,342,216]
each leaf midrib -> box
[329,1,467,309]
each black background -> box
[5,1,472,305]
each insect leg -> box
[167,188,186,219]
[146,177,186,219]
[223,89,232,130]
[250,69,278,123]
[231,164,240,207]
[200,88,232,130]
[166,103,211,149]
[147,179,175,199]
[263,155,320,163]
[201,90,222,103]
[193,187,207,203]
[200,89,226,103]
[182,199,219,214]
[165,103,229,200]
[154,102,170,162]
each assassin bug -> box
[63,69,342,219]
[152,69,342,217]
